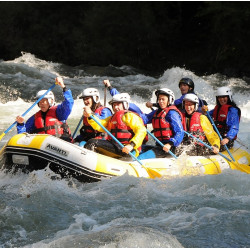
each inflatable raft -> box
[0,133,250,182]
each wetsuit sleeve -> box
[174,95,185,107]
[87,115,111,133]
[56,89,74,121]
[109,87,120,96]
[16,115,36,134]
[166,110,184,147]
[95,107,112,120]
[109,87,143,116]
[226,107,240,139]
[200,115,220,149]
[139,109,156,124]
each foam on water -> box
[0,53,250,248]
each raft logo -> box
[45,143,69,157]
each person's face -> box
[83,97,93,107]
[112,102,124,113]
[218,96,229,106]
[184,101,195,115]
[38,98,50,112]
[179,83,191,95]
[158,94,169,109]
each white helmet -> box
[183,93,199,111]
[80,88,100,103]
[109,93,130,110]
[155,88,175,105]
[216,86,233,101]
[36,90,55,107]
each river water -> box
[0,52,250,247]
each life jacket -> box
[183,112,206,146]
[107,110,142,150]
[152,106,183,142]
[212,104,240,139]
[33,106,72,140]
[82,106,108,139]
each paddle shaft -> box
[183,130,232,162]
[206,110,235,161]
[146,128,178,159]
[90,115,145,166]
[72,115,84,139]
[0,83,57,141]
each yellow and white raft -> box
[0,133,250,182]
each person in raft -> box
[16,76,74,142]
[203,86,241,151]
[73,88,112,146]
[145,77,207,113]
[83,93,147,160]
[103,79,149,144]
[137,88,184,160]
[179,93,220,156]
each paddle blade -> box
[145,166,162,179]
[230,161,250,174]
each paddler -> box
[73,87,112,145]
[137,88,184,160]
[202,86,241,151]
[83,93,147,159]
[16,76,74,142]
[180,93,220,156]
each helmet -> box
[179,78,195,90]
[155,88,175,105]
[80,88,100,103]
[109,93,130,110]
[36,90,55,107]
[183,93,199,111]
[216,86,233,101]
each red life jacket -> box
[212,104,232,138]
[34,106,71,140]
[82,106,107,139]
[183,112,206,145]
[107,110,142,150]
[152,106,183,142]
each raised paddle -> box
[206,110,236,162]
[146,129,178,159]
[89,115,161,178]
[183,130,250,174]
[0,83,57,141]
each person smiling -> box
[180,93,220,156]
[207,86,241,151]
[138,88,184,160]
[73,88,112,145]
[83,93,146,159]
[16,77,74,142]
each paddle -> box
[89,115,161,178]
[104,86,107,107]
[72,115,84,139]
[146,129,178,159]
[206,110,236,162]
[0,83,57,141]
[183,130,250,174]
